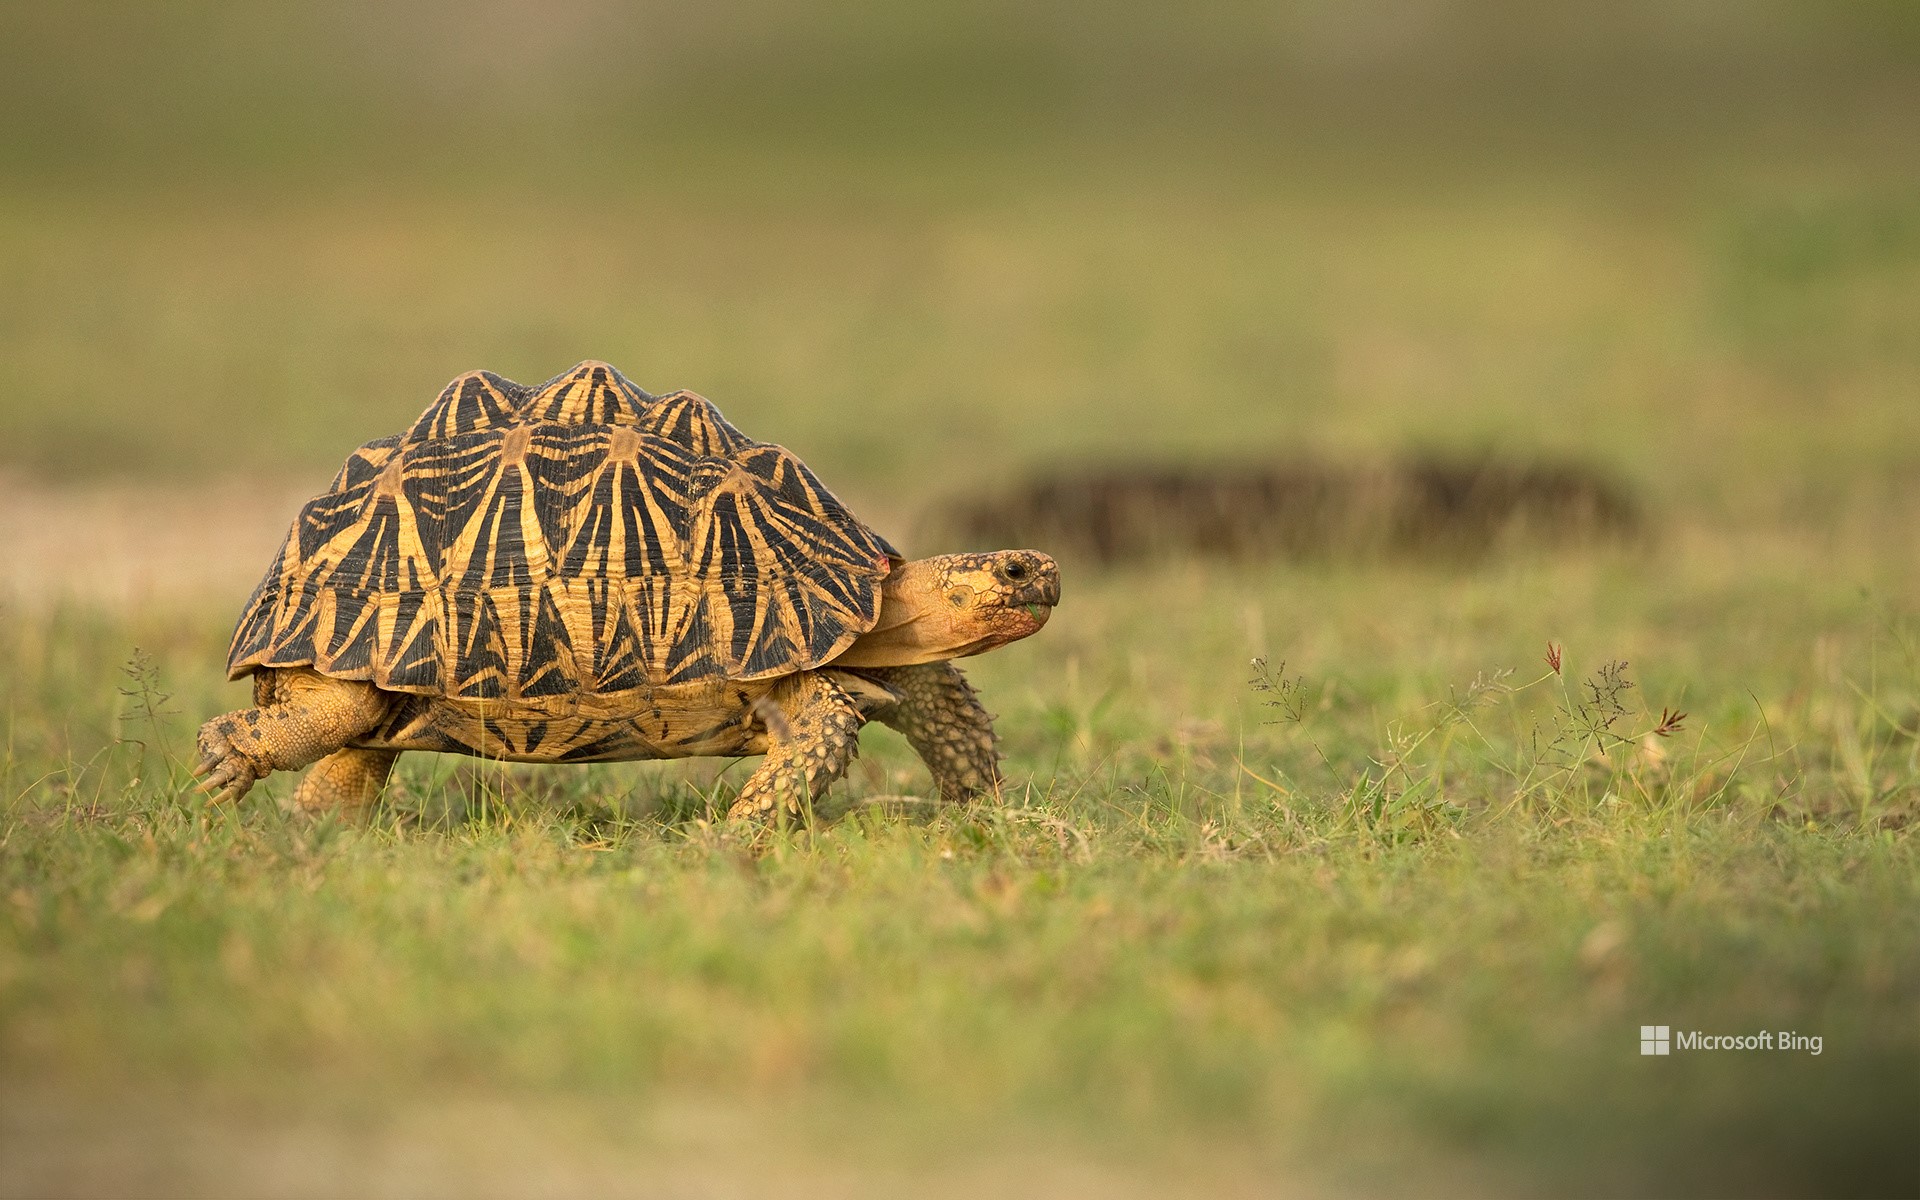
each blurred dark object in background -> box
[933,457,1642,566]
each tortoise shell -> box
[226,361,900,699]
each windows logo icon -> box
[1640,1025,1670,1056]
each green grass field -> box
[4,4,1920,1196]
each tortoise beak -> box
[999,550,1060,609]
[1005,552,1058,635]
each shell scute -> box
[525,361,654,426]
[384,594,444,691]
[449,589,511,700]
[587,581,650,693]
[639,392,752,457]
[406,371,529,443]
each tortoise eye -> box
[1004,561,1027,580]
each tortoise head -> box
[833,550,1060,668]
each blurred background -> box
[2,0,1917,603]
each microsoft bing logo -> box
[1638,1023,1822,1055]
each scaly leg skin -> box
[290,748,401,814]
[193,668,392,806]
[866,661,1002,803]
[728,672,863,822]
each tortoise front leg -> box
[866,662,1002,803]
[193,668,391,805]
[728,672,863,822]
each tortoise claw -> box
[193,760,258,805]
[193,726,262,805]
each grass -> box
[4,536,1919,1196]
[4,3,1920,1194]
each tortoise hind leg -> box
[291,748,401,814]
[865,662,1002,804]
[193,668,391,805]
[728,672,863,822]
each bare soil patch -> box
[0,473,319,610]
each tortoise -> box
[193,361,1059,820]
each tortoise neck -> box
[831,553,1054,669]
[833,559,972,668]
